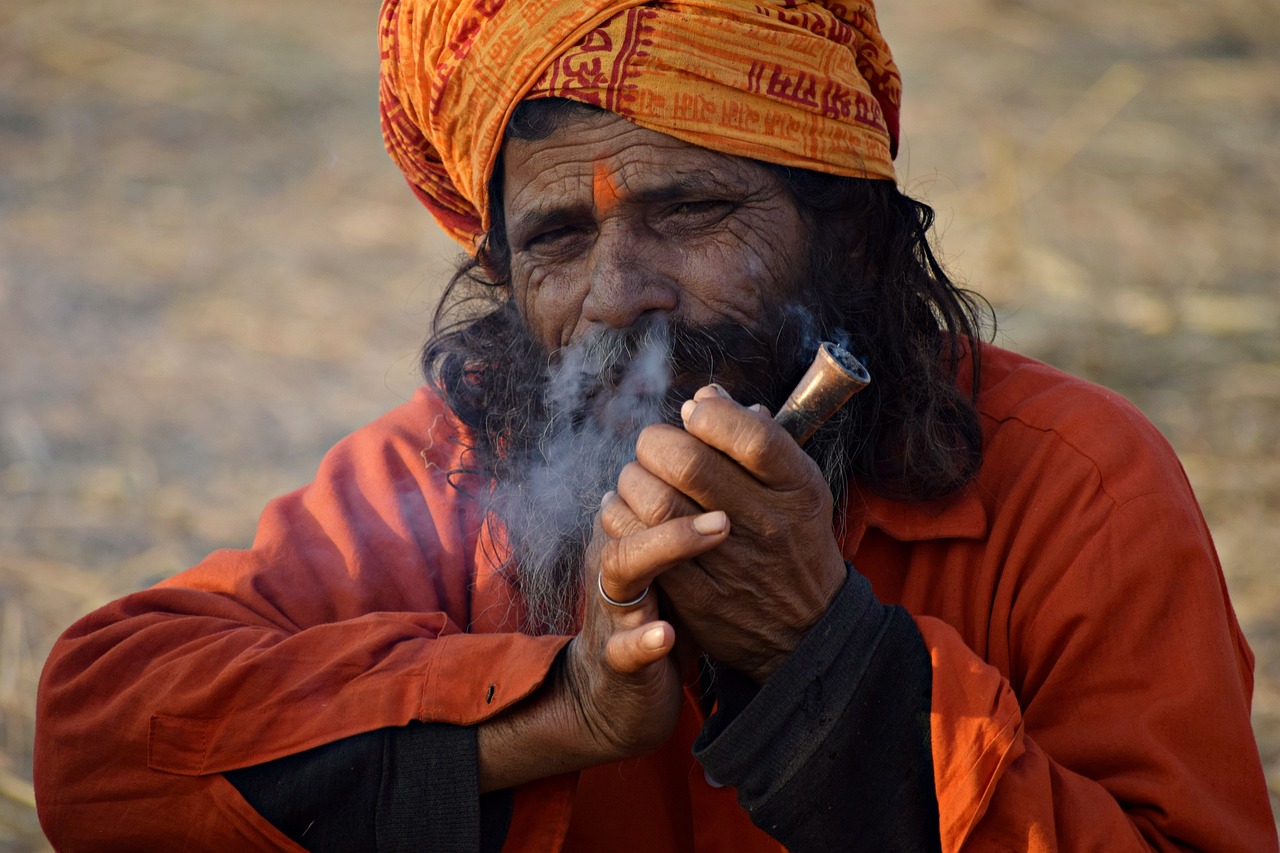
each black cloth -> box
[694,566,941,852]
[226,722,511,852]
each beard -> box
[475,300,858,636]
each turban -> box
[379,0,902,251]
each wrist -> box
[476,645,607,792]
[745,558,849,684]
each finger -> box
[599,489,645,540]
[616,459,703,527]
[598,511,729,604]
[605,621,674,674]
[633,423,747,513]
[599,486,701,543]
[678,392,813,491]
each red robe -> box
[35,344,1277,851]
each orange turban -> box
[379,0,902,251]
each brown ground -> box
[1,0,1277,847]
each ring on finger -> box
[597,572,650,608]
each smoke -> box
[490,320,676,635]
[483,304,862,635]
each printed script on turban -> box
[379,0,903,251]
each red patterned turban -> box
[379,0,902,251]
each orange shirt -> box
[35,344,1277,851]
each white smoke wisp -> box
[493,321,674,635]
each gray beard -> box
[488,322,675,635]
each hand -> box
[604,384,847,683]
[560,503,731,762]
[478,503,730,792]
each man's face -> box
[488,108,823,633]
[501,108,811,388]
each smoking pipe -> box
[773,342,870,445]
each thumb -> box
[605,621,674,674]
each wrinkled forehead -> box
[498,105,779,211]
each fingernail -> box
[600,489,616,507]
[749,403,767,414]
[680,399,697,424]
[694,383,729,401]
[642,625,666,650]
[693,510,727,535]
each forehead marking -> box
[592,159,622,218]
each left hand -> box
[599,384,847,683]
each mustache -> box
[544,315,796,428]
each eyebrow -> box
[508,206,584,247]
[629,169,738,203]
[508,169,742,243]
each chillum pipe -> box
[773,342,871,445]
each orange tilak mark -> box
[592,160,622,218]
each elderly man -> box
[35,0,1276,850]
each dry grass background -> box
[1,0,1276,847]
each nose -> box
[579,224,678,329]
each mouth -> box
[584,367,694,436]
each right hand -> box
[560,498,731,763]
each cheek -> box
[514,266,585,350]
[678,219,806,323]
[746,211,809,302]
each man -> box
[34,0,1277,850]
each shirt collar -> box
[841,479,989,556]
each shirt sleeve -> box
[916,485,1277,852]
[33,391,567,850]
[225,722,512,853]
[694,567,941,853]
[899,365,1279,852]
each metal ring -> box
[597,572,649,608]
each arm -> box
[695,569,940,853]
[917,484,1274,851]
[610,383,1276,851]
[603,384,941,848]
[35,389,733,850]
[33,392,569,849]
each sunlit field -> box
[2,0,1276,846]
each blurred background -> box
[1,0,1276,846]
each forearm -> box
[695,568,940,852]
[227,723,515,853]
[34,589,567,848]
[476,650,604,793]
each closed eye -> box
[524,224,591,256]
[528,225,576,246]
[662,199,734,229]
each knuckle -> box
[731,419,774,468]
[618,462,686,526]
[654,490,692,524]
[598,538,621,579]
[616,460,645,494]
[615,533,656,587]
[634,423,676,459]
[600,497,639,538]
[615,536,640,578]
[671,447,714,491]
